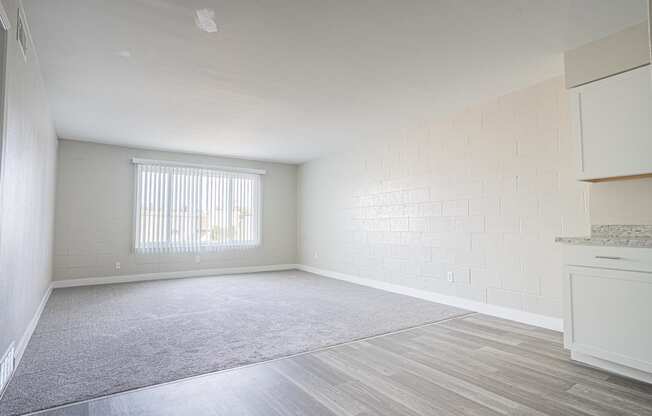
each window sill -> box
[134,242,261,254]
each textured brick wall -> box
[298,77,590,318]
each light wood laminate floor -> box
[31,314,652,416]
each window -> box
[133,159,263,253]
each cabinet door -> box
[564,266,652,372]
[571,65,652,181]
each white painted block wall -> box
[53,140,298,281]
[0,0,57,366]
[298,77,590,319]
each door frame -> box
[0,0,9,179]
[648,0,651,80]
[0,0,9,246]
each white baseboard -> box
[296,264,563,332]
[51,264,298,289]
[15,284,52,368]
[0,342,15,399]
[572,351,652,384]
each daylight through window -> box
[133,161,262,253]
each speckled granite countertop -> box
[556,225,652,248]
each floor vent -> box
[0,343,15,397]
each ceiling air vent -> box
[195,8,217,33]
[17,7,29,60]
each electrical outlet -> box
[446,271,454,283]
[313,251,319,260]
[115,262,121,270]
[195,255,201,263]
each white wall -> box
[0,1,57,358]
[53,140,297,281]
[298,77,590,319]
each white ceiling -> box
[23,0,648,164]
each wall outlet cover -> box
[447,271,454,283]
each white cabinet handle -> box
[595,256,622,260]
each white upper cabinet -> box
[570,65,652,181]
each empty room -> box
[1,1,652,415]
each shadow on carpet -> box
[0,270,470,415]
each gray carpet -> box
[0,270,469,416]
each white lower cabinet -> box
[563,247,652,383]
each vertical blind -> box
[133,161,262,253]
